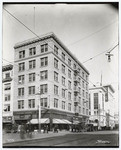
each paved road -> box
[3,132,119,147]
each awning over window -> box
[73,120,80,124]
[28,118,50,124]
[53,119,72,124]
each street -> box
[3,131,119,148]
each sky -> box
[2,3,119,113]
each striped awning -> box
[53,119,72,124]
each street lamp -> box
[35,91,43,133]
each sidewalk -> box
[3,130,70,144]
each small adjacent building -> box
[2,64,14,128]
[89,85,115,129]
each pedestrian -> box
[46,125,49,133]
[20,124,25,139]
[43,125,46,133]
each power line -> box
[82,43,119,64]
[67,19,118,47]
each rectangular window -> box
[82,72,84,78]
[82,80,85,88]
[94,93,98,109]
[86,109,88,115]
[78,87,81,95]
[79,107,81,113]
[54,98,58,108]
[68,81,71,90]
[62,52,65,61]
[54,85,58,95]
[4,104,10,112]
[62,89,66,98]
[68,69,71,78]
[86,75,88,80]
[40,84,48,94]
[79,97,81,104]
[29,60,36,69]
[62,101,65,110]
[41,98,48,107]
[73,64,76,69]
[54,58,58,69]
[83,99,85,106]
[28,86,35,95]
[78,77,81,85]
[54,71,58,82]
[4,83,11,90]
[86,92,88,99]
[68,92,71,100]
[5,94,10,101]
[29,73,35,82]
[89,94,91,109]
[18,88,24,96]
[86,83,88,90]
[41,44,48,53]
[54,45,58,55]
[18,100,24,109]
[62,76,65,86]
[83,108,85,114]
[40,70,48,80]
[68,103,71,111]
[68,58,71,66]
[40,57,48,67]
[18,75,24,84]
[62,64,65,74]
[19,62,25,71]
[19,50,25,59]
[82,90,85,97]
[29,47,36,56]
[5,73,10,78]
[28,99,35,108]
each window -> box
[5,73,10,78]
[82,80,85,88]
[41,98,48,107]
[29,47,36,56]
[18,88,24,96]
[54,45,58,55]
[94,93,98,109]
[86,92,88,99]
[82,72,84,78]
[29,73,35,82]
[73,64,76,69]
[28,99,35,108]
[78,77,81,85]
[82,90,85,97]
[54,85,58,95]
[19,50,25,59]
[86,83,88,90]
[83,99,85,106]
[68,92,71,100]
[54,58,58,69]
[54,98,58,108]
[68,58,71,66]
[62,52,65,61]
[18,100,24,109]
[5,94,10,101]
[40,57,48,67]
[83,108,85,114]
[40,70,48,80]
[78,87,81,95]
[62,76,65,86]
[29,60,36,69]
[40,84,47,94]
[68,69,71,78]
[86,75,88,80]
[68,81,71,89]
[86,109,88,115]
[62,101,65,110]
[54,71,58,82]
[41,44,48,53]
[28,86,35,95]
[68,103,71,111]
[4,83,11,90]
[62,89,66,98]
[19,62,25,71]
[79,97,81,104]
[4,104,10,112]
[79,107,81,113]
[18,75,24,84]
[62,64,65,74]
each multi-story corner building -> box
[2,64,14,127]
[103,85,115,129]
[89,86,106,129]
[13,33,89,128]
[89,84,115,129]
